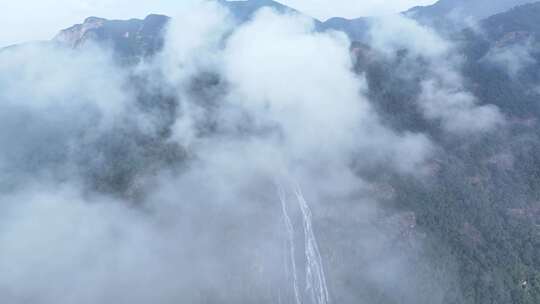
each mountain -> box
[49,0,540,60]
[5,1,540,304]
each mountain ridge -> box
[10,0,540,56]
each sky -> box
[0,0,436,47]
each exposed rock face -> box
[53,14,170,60]
[53,17,107,48]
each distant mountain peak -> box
[406,0,536,28]
[218,0,305,20]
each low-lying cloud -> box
[367,15,504,134]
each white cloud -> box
[219,9,432,173]
[367,15,505,134]
[419,80,504,134]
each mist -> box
[1,1,537,304]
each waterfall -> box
[277,181,330,304]
[279,183,303,304]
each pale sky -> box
[0,0,437,47]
